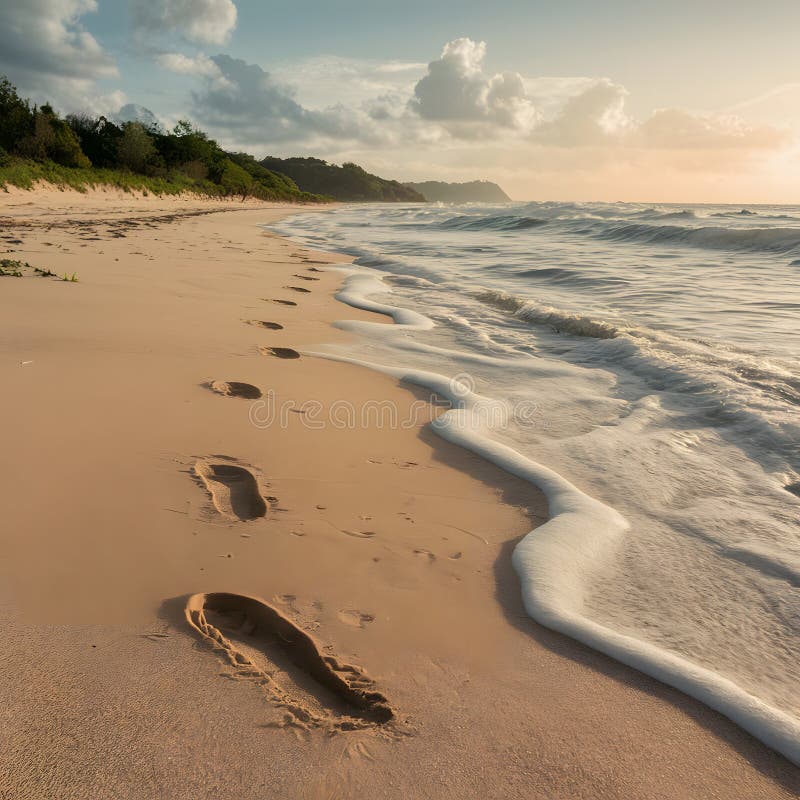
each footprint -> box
[194,459,268,521]
[185,592,394,730]
[293,274,320,281]
[342,530,376,539]
[284,286,311,293]
[259,346,300,360]
[337,609,375,628]
[413,548,436,562]
[263,298,297,307]
[207,381,262,400]
[245,320,284,330]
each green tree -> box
[117,122,155,173]
[17,106,90,167]
[0,76,33,152]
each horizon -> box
[1,1,799,202]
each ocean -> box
[271,201,800,763]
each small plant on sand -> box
[0,257,27,276]
[61,272,78,282]
[33,266,57,277]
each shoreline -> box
[0,187,797,798]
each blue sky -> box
[1,0,799,200]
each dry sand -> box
[0,186,797,799]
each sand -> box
[0,185,797,799]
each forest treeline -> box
[0,76,323,201]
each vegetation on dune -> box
[0,258,72,280]
[0,76,325,202]
[260,156,426,202]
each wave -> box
[598,222,800,254]
[428,209,800,256]
[439,214,548,232]
[633,209,698,221]
[475,289,619,339]
[515,265,631,289]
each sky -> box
[1,0,799,202]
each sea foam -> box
[309,268,800,767]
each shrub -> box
[117,122,155,173]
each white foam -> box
[307,267,800,766]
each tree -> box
[117,122,155,173]
[17,106,90,167]
[68,114,123,168]
[0,76,33,152]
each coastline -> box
[0,187,797,798]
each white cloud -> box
[155,51,234,90]
[269,55,425,111]
[639,107,786,149]
[533,79,632,145]
[145,35,789,194]
[185,54,383,149]
[410,38,534,132]
[130,0,237,45]
[0,0,118,109]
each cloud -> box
[150,35,788,185]
[404,39,786,155]
[0,0,118,109]
[638,108,786,149]
[533,79,632,145]
[130,0,237,45]
[269,55,424,111]
[182,54,379,148]
[410,38,534,132]
[155,52,233,90]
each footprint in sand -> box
[206,381,262,400]
[342,530,377,539]
[194,458,269,521]
[245,320,284,330]
[413,548,436,562]
[259,346,300,360]
[293,274,320,281]
[263,298,297,307]
[185,592,394,731]
[284,286,311,293]
[337,609,375,629]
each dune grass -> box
[0,157,231,197]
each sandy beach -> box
[0,187,797,799]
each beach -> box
[0,187,797,799]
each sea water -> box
[271,201,800,763]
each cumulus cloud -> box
[270,55,424,111]
[0,0,118,109]
[403,39,786,155]
[155,51,234,91]
[150,35,786,175]
[410,38,534,132]
[180,54,380,147]
[533,79,632,145]
[130,0,237,45]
